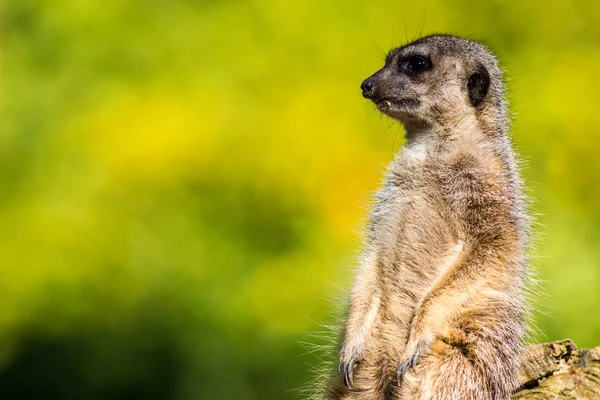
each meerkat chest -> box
[371,151,432,246]
[388,142,432,201]
[373,142,458,257]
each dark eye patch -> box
[399,55,432,75]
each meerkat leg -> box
[335,251,382,393]
[394,244,522,399]
[399,301,522,400]
[395,241,466,381]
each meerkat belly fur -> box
[328,35,530,400]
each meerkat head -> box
[361,35,505,130]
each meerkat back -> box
[328,35,529,400]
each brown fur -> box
[328,35,529,400]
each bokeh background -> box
[2,0,600,398]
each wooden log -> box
[515,339,600,399]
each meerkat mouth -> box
[374,99,396,112]
[374,99,404,118]
[374,98,420,116]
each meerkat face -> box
[361,35,499,127]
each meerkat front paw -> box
[338,342,364,387]
[396,339,430,384]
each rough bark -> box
[515,339,600,399]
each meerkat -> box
[328,35,529,400]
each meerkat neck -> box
[403,118,434,142]
[403,110,507,151]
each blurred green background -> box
[1,0,600,398]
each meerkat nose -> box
[361,78,376,98]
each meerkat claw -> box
[396,355,418,384]
[410,352,420,368]
[396,341,427,384]
[396,360,410,384]
[340,358,355,387]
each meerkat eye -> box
[401,55,432,74]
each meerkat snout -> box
[360,79,375,99]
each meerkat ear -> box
[467,65,490,107]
